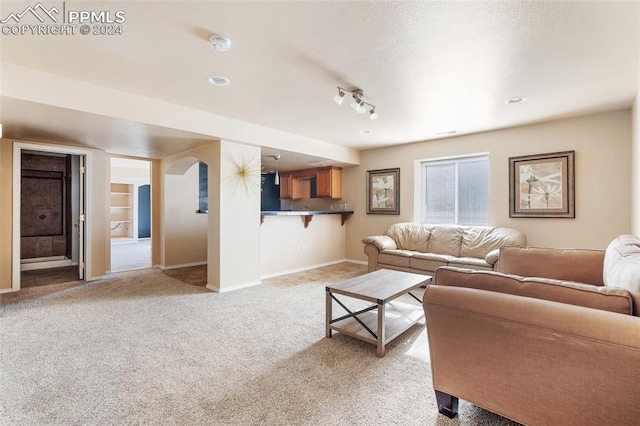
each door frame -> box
[12,142,92,291]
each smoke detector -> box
[210,35,231,51]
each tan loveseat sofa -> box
[362,223,526,275]
[423,235,640,424]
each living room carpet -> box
[0,267,520,425]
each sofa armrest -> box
[362,235,397,251]
[484,249,500,266]
[423,285,640,425]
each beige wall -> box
[632,93,640,235]
[260,214,348,276]
[163,162,208,267]
[0,139,109,291]
[0,140,13,291]
[217,140,261,290]
[160,140,262,291]
[344,110,633,261]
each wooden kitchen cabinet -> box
[279,173,292,199]
[280,166,342,199]
[316,166,342,199]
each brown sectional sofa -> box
[362,223,526,275]
[423,235,640,424]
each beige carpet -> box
[0,267,520,425]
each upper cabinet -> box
[315,166,342,199]
[279,173,293,199]
[279,166,342,200]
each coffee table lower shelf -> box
[327,301,424,357]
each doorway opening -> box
[12,143,89,291]
[110,157,152,272]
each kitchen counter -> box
[260,210,353,227]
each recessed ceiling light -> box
[505,96,527,104]
[360,130,372,134]
[209,35,231,51]
[436,130,457,136]
[207,76,230,86]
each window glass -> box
[420,155,488,225]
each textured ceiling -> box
[0,1,638,163]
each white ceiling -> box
[1,1,639,166]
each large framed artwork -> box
[509,150,575,218]
[366,168,400,215]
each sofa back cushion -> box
[603,235,640,315]
[435,266,633,315]
[426,225,465,256]
[384,223,433,252]
[499,246,605,286]
[460,226,527,258]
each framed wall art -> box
[366,168,400,214]
[509,150,575,218]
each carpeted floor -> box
[111,239,151,272]
[0,266,521,425]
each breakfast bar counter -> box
[260,210,353,228]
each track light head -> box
[369,108,378,120]
[333,89,345,105]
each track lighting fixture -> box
[334,87,378,119]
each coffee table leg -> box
[377,301,385,357]
[326,288,332,338]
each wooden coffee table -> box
[325,269,431,357]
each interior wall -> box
[632,92,640,236]
[0,139,13,291]
[344,109,633,261]
[163,162,207,267]
[217,140,261,291]
[260,214,347,276]
[150,159,162,268]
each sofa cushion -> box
[434,266,633,315]
[448,257,493,271]
[426,225,464,256]
[378,249,414,268]
[499,246,605,286]
[460,226,527,258]
[410,252,453,272]
[603,235,640,315]
[384,223,432,251]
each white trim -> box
[12,142,93,291]
[415,151,490,164]
[0,288,14,294]
[161,261,207,270]
[21,259,73,271]
[206,280,262,293]
[344,259,367,266]
[259,259,347,280]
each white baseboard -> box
[20,257,73,271]
[206,279,262,293]
[345,259,367,266]
[161,261,207,270]
[0,287,15,294]
[260,259,351,280]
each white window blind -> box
[420,155,489,225]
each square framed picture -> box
[366,168,400,214]
[509,151,575,218]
